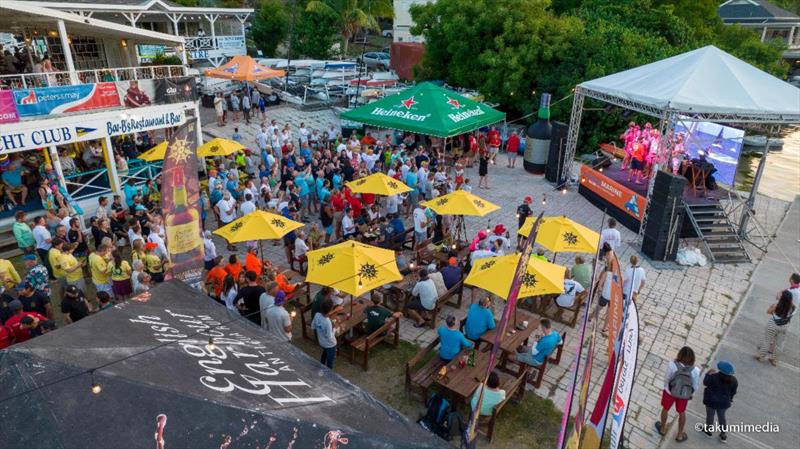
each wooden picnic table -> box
[479,310,540,354]
[435,347,492,404]
[432,246,470,266]
[333,298,371,337]
[381,271,417,311]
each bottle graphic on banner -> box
[525,93,552,174]
[165,168,203,267]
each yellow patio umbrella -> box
[518,216,599,254]
[213,210,303,243]
[465,253,565,299]
[305,241,401,297]
[346,172,412,196]
[197,138,245,158]
[421,190,500,217]
[138,141,168,162]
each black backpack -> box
[418,393,454,440]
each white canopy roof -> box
[579,45,800,123]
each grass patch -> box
[292,331,564,448]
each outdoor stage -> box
[578,159,726,232]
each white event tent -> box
[562,45,800,244]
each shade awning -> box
[578,45,800,123]
[205,55,285,81]
[340,82,506,138]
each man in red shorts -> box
[655,346,701,442]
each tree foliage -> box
[292,5,340,59]
[251,0,289,57]
[306,0,393,54]
[410,0,790,152]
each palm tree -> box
[306,0,393,55]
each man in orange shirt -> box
[245,248,263,276]
[225,254,243,281]
[205,256,228,299]
[360,132,377,146]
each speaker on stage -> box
[545,121,569,184]
[642,171,688,261]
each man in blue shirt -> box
[440,257,463,290]
[438,314,473,361]
[464,297,496,341]
[1,163,27,206]
[516,319,561,367]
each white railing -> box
[185,35,245,51]
[0,65,187,90]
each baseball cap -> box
[65,284,80,297]
[145,242,158,250]
[135,204,148,212]
[274,291,287,306]
[23,254,37,261]
[524,196,533,204]
[9,299,22,311]
[448,257,457,266]
[16,282,31,291]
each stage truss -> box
[562,86,795,256]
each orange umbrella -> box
[204,55,285,81]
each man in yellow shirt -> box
[60,243,86,291]
[89,243,113,295]
[48,238,67,291]
[0,258,21,290]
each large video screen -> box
[673,119,744,186]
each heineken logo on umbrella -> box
[562,232,578,246]
[229,222,243,233]
[446,97,461,109]
[480,259,496,270]
[473,199,486,208]
[318,253,335,266]
[522,272,538,288]
[401,96,417,109]
[359,263,378,280]
[271,218,285,228]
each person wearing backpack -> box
[702,361,737,443]
[655,346,700,442]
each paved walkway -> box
[660,196,800,449]
[197,105,793,449]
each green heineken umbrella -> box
[340,82,505,138]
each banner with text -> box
[0,91,19,124]
[580,165,647,221]
[12,82,121,117]
[161,118,204,288]
[609,300,639,449]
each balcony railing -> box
[185,35,246,51]
[0,65,187,90]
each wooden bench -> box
[347,312,400,371]
[413,238,435,266]
[476,370,528,443]
[511,331,566,389]
[429,279,464,329]
[405,336,446,400]
[535,295,581,328]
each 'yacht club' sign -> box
[0,102,191,153]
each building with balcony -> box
[719,0,800,59]
[0,1,200,234]
[16,0,253,68]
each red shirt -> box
[206,266,228,297]
[245,253,263,276]
[5,311,47,344]
[488,130,501,147]
[0,324,14,349]
[348,197,363,219]
[507,135,520,152]
[469,135,478,152]
[361,193,375,206]
[331,194,345,212]
[361,135,376,146]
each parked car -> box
[359,52,390,69]
[381,29,393,38]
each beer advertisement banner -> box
[12,82,121,117]
[154,77,197,105]
[0,90,19,124]
[161,117,204,288]
[609,301,640,449]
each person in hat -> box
[488,224,511,252]
[61,284,92,324]
[22,253,50,297]
[17,281,52,319]
[516,196,534,245]
[143,241,165,283]
[701,361,738,442]
[440,257,463,291]
[264,289,292,342]
[20,314,56,339]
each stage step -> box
[683,201,750,264]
